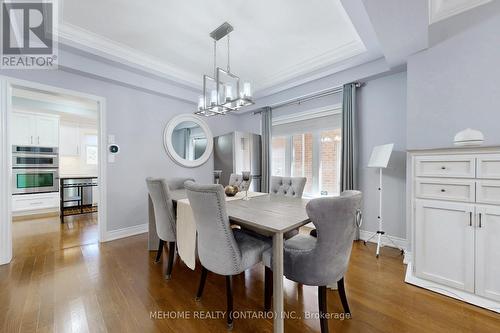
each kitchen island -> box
[59,176,98,223]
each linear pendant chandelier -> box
[195,22,254,116]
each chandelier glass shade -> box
[196,22,254,116]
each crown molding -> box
[257,39,366,91]
[57,23,367,96]
[57,23,201,89]
[429,0,492,24]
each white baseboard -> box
[103,223,148,242]
[358,229,408,253]
[405,262,500,313]
[403,251,412,265]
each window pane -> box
[320,129,341,196]
[291,133,313,195]
[271,136,287,176]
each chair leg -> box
[264,266,273,311]
[165,241,175,280]
[154,239,164,263]
[337,277,351,315]
[226,275,234,329]
[195,267,208,301]
[318,286,328,333]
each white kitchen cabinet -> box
[59,122,80,156]
[12,112,36,145]
[11,111,59,147]
[36,115,59,147]
[475,205,500,302]
[12,192,59,214]
[415,199,475,292]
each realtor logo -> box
[1,0,58,69]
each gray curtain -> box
[341,83,358,191]
[261,107,272,193]
[341,83,359,239]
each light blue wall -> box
[358,71,407,238]
[407,2,500,149]
[1,68,258,232]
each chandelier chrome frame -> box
[196,22,254,116]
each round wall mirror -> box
[163,114,213,167]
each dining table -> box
[148,190,311,333]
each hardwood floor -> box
[12,213,98,258]
[1,226,500,332]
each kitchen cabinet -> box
[12,192,59,214]
[59,122,80,156]
[11,111,59,147]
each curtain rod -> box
[253,82,361,114]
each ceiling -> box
[12,87,99,124]
[59,0,366,94]
[429,0,492,24]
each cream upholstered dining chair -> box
[262,191,362,333]
[184,180,271,329]
[228,173,252,191]
[145,177,193,279]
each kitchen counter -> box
[59,175,98,180]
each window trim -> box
[271,104,342,198]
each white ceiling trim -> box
[57,22,367,95]
[57,23,201,89]
[257,39,366,91]
[429,0,492,24]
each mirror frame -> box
[163,114,214,168]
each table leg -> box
[273,232,284,333]
[148,195,159,251]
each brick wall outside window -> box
[271,128,341,197]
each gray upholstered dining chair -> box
[184,180,271,329]
[270,176,307,198]
[146,177,193,279]
[270,176,307,238]
[262,191,362,333]
[228,173,252,191]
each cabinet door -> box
[11,113,36,146]
[475,205,500,301]
[415,200,475,292]
[59,122,80,156]
[36,115,59,147]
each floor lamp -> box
[364,143,404,258]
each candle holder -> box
[213,170,222,184]
[242,171,251,201]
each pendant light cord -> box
[227,32,230,73]
[213,39,217,77]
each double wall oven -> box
[12,146,59,195]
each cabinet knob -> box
[440,189,446,192]
[441,166,446,170]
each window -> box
[271,107,342,197]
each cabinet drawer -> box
[415,156,475,178]
[477,155,500,179]
[476,180,500,205]
[416,178,475,202]
[12,192,59,212]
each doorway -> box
[0,77,107,264]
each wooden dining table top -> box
[170,189,311,235]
